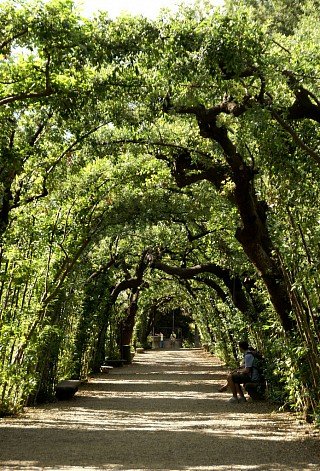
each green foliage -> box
[0,0,320,424]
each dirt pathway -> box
[0,349,319,471]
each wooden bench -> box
[100,365,114,373]
[105,359,125,367]
[55,380,81,400]
[245,381,266,400]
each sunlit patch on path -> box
[0,349,319,470]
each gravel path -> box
[0,348,319,471]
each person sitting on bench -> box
[226,340,260,403]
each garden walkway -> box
[0,349,319,470]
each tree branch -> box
[0,89,55,107]
[150,258,257,321]
[110,249,149,303]
[46,122,110,175]
[0,28,28,50]
[272,110,320,166]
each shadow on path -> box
[0,349,319,470]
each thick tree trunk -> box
[0,184,14,240]
[231,172,294,332]
[122,292,139,346]
[175,104,295,333]
[91,323,108,373]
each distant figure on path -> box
[160,332,164,348]
[170,331,176,349]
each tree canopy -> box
[0,0,320,424]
